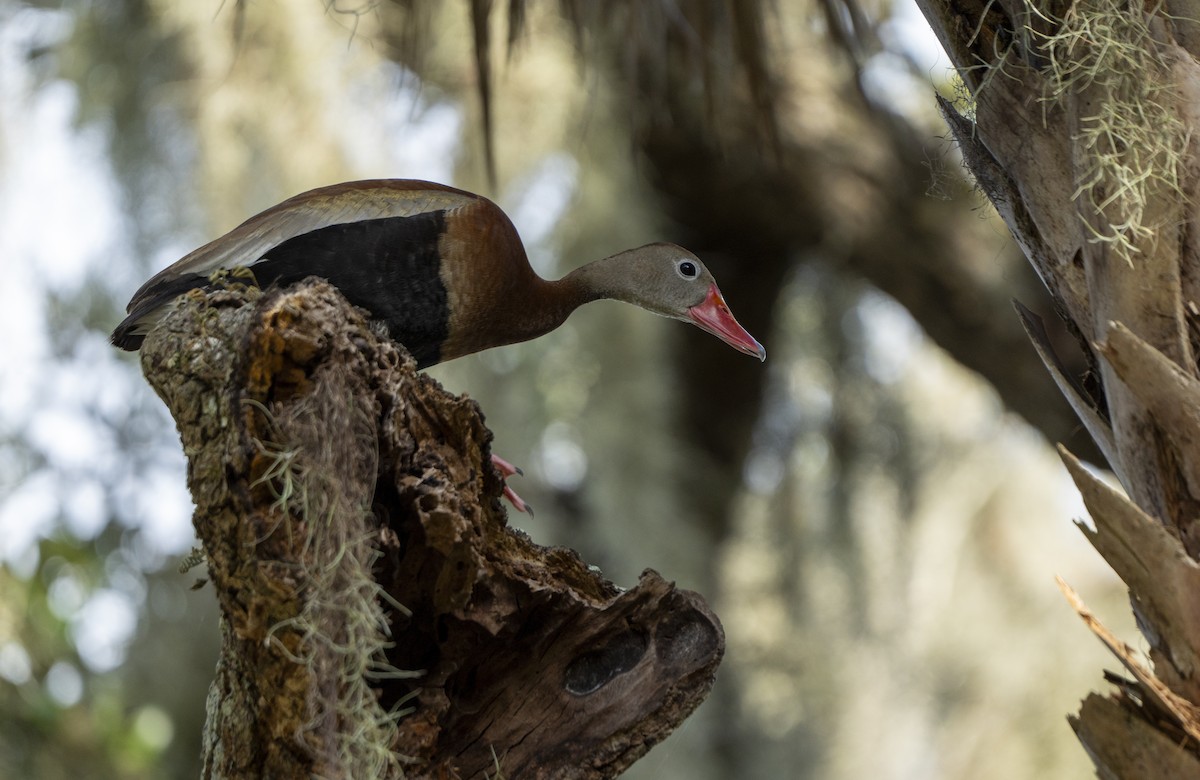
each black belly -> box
[251,212,451,368]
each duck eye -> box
[676,260,699,280]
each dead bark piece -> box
[1014,301,1118,474]
[970,63,1094,336]
[1096,322,1200,505]
[938,94,1091,337]
[1058,446,1200,699]
[1057,577,1200,742]
[140,280,724,780]
[1069,693,1200,779]
[426,572,723,779]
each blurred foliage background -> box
[0,0,1137,777]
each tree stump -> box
[139,279,724,779]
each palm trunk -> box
[915,0,1200,771]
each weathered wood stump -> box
[140,280,724,779]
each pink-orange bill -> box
[687,284,766,361]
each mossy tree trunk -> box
[139,280,724,779]
[914,0,1200,773]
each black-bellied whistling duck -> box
[112,179,766,511]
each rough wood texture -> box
[914,0,1200,773]
[140,280,724,779]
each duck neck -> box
[516,253,637,341]
[558,254,637,305]
[526,271,594,333]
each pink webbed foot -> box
[491,454,533,516]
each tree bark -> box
[914,0,1200,772]
[139,280,724,779]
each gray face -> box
[613,243,716,319]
